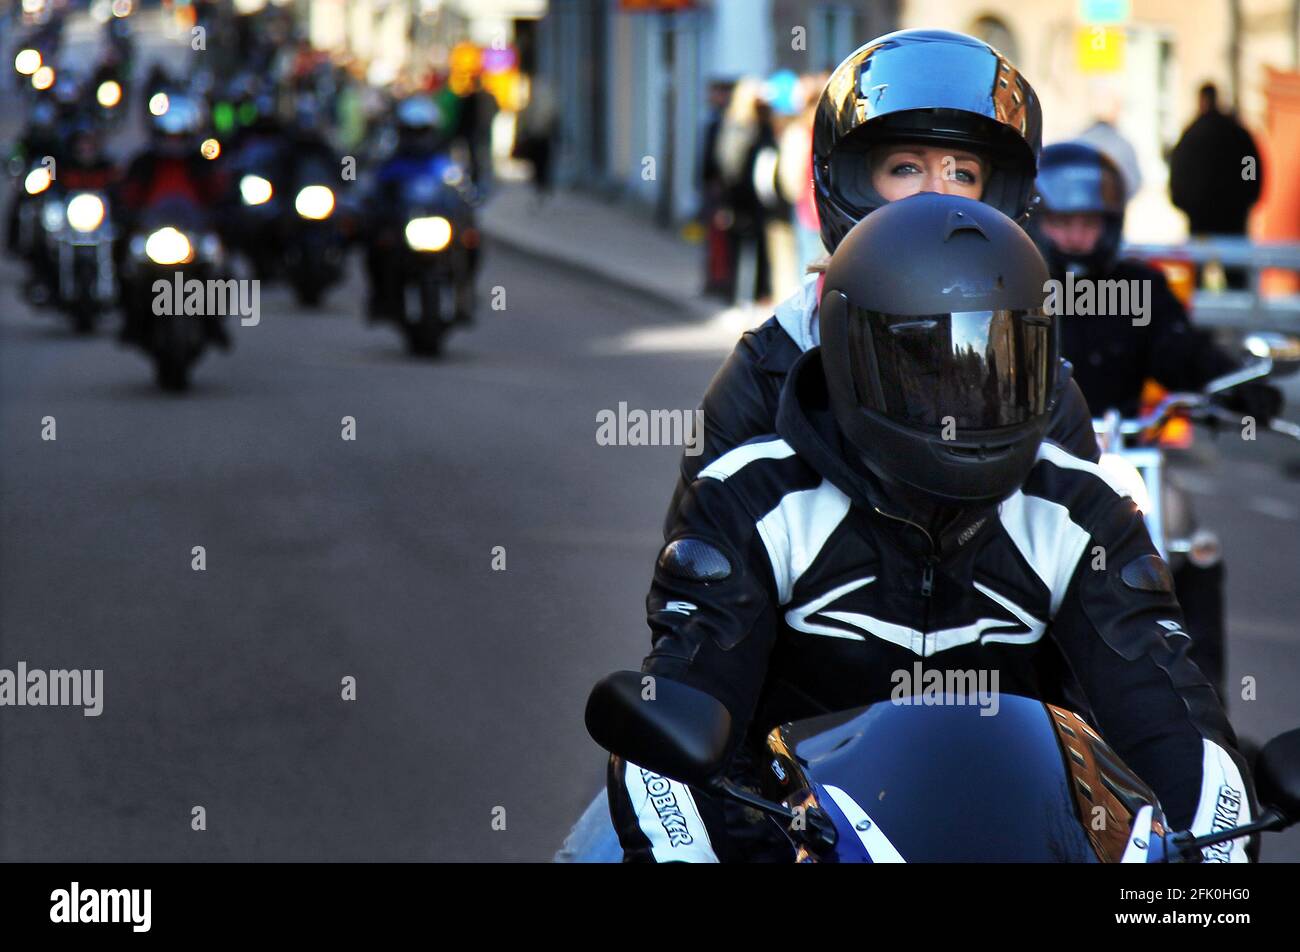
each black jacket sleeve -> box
[609,475,790,862]
[1050,492,1255,856]
[644,476,781,746]
[1142,267,1239,393]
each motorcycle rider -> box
[6,100,63,299]
[608,192,1254,862]
[1027,141,1284,701]
[664,30,1101,537]
[116,91,230,348]
[362,95,476,321]
[1028,140,1282,422]
[57,120,117,192]
[285,96,337,168]
[36,118,118,298]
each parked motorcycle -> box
[578,670,1300,863]
[119,196,227,391]
[1093,332,1300,702]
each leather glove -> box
[1215,381,1284,427]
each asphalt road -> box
[0,234,735,861]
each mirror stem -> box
[715,778,796,821]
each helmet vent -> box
[944,209,989,242]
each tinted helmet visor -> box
[848,307,1055,429]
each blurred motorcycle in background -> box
[1093,332,1300,704]
[119,195,227,391]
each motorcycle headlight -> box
[31,65,54,91]
[405,216,452,252]
[14,49,41,76]
[96,80,122,108]
[145,227,193,266]
[240,175,273,206]
[66,194,106,233]
[24,166,52,195]
[295,185,335,220]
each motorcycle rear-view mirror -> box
[1256,728,1300,825]
[1244,332,1300,379]
[584,671,731,789]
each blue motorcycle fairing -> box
[770,694,1162,863]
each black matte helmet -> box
[812,30,1042,255]
[1028,140,1126,280]
[820,192,1056,507]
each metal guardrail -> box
[1122,237,1300,330]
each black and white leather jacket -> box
[611,346,1252,863]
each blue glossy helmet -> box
[1029,140,1126,280]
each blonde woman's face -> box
[870,144,987,202]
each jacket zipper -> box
[872,506,938,599]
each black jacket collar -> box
[775,348,999,558]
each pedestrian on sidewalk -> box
[1169,82,1264,289]
[776,73,827,286]
[700,80,736,300]
[713,78,775,309]
[517,76,558,209]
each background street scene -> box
[2,0,1299,863]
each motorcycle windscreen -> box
[847,308,1055,430]
[787,695,1108,862]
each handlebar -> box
[1092,355,1300,450]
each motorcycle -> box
[575,670,1300,863]
[367,158,480,356]
[1093,332,1300,702]
[281,152,346,308]
[119,196,227,391]
[225,134,286,280]
[13,159,61,305]
[44,188,116,333]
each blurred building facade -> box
[535,0,895,222]
[531,0,1300,242]
[304,0,544,82]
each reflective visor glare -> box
[1039,163,1118,214]
[850,309,1053,429]
[829,149,875,213]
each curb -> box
[479,213,717,323]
